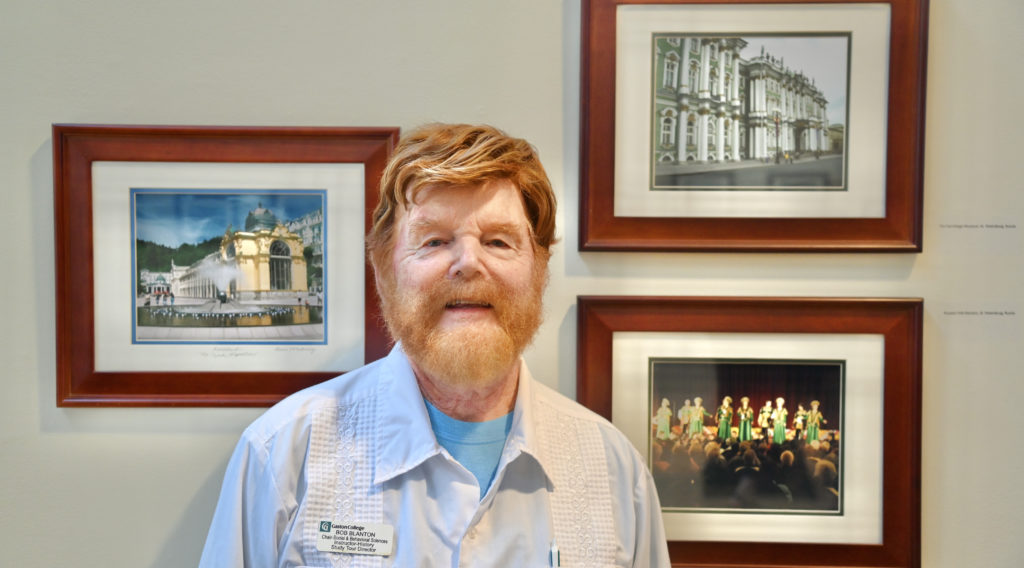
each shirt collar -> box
[498,359,554,487]
[372,344,555,488]
[373,344,443,485]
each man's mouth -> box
[445,299,493,310]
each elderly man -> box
[199,124,669,566]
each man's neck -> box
[412,360,520,422]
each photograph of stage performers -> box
[648,358,844,513]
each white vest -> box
[299,395,618,567]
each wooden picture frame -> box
[53,124,398,406]
[579,0,928,252]
[577,295,922,567]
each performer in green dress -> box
[689,397,711,437]
[771,397,788,444]
[736,396,754,442]
[805,400,828,442]
[715,396,734,440]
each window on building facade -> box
[664,55,679,89]
[269,240,292,291]
[660,109,677,146]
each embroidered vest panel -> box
[304,398,384,568]
[537,399,619,567]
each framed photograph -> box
[577,296,922,567]
[579,0,928,251]
[53,124,399,406]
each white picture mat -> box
[92,161,366,372]
[612,331,884,544]
[614,3,891,218]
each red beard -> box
[377,262,546,387]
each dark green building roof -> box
[244,203,280,231]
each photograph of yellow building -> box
[132,190,326,344]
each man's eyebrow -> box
[482,221,528,236]
[406,218,441,234]
[406,218,528,237]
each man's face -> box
[377,179,546,387]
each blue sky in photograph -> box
[738,34,849,126]
[133,189,324,248]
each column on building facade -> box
[779,85,788,154]
[752,120,760,160]
[680,38,691,93]
[748,118,756,160]
[750,77,759,114]
[762,117,770,159]
[717,43,726,102]
[757,76,766,114]
[753,76,766,160]
[696,110,709,161]
[808,106,819,152]
[676,109,689,162]
[715,113,725,161]
[698,41,710,98]
[731,51,740,103]
[731,112,741,162]
[761,121,769,160]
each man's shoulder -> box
[528,378,641,458]
[529,377,612,427]
[526,376,657,499]
[240,356,389,448]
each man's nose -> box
[448,238,482,279]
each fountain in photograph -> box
[137,258,322,328]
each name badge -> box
[317,521,394,556]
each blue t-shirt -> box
[424,398,513,499]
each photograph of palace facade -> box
[652,35,839,172]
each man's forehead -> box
[406,179,515,204]
[399,180,529,227]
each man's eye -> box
[424,239,445,247]
[487,239,509,248]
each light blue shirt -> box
[424,398,513,499]
[199,345,670,567]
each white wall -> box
[1,0,1021,566]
